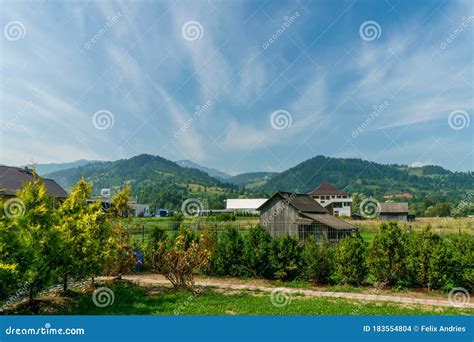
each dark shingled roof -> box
[0,166,67,198]
[379,202,409,214]
[298,213,358,230]
[258,191,327,214]
[308,182,348,196]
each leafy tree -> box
[332,235,367,285]
[302,237,334,284]
[366,222,409,286]
[270,235,303,281]
[241,225,273,278]
[111,185,132,218]
[448,234,474,291]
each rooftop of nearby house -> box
[0,165,67,198]
[308,182,349,196]
[258,191,328,213]
[379,202,409,214]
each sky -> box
[0,0,473,174]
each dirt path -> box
[106,274,474,309]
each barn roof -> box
[258,191,327,214]
[0,166,67,198]
[308,182,348,196]
[379,202,409,214]
[298,213,358,230]
[226,198,268,210]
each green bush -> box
[366,222,409,286]
[447,233,474,291]
[270,235,303,281]
[215,226,244,277]
[332,235,367,285]
[241,225,273,278]
[302,236,334,284]
[406,227,450,289]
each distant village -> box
[1,166,413,244]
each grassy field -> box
[9,281,473,316]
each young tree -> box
[302,236,334,284]
[12,175,59,302]
[56,178,109,291]
[241,225,273,278]
[111,185,132,218]
[332,235,367,285]
[270,235,303,281]
[215,226,244,277]
[366,222,409,286]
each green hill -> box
[227,172,278,188]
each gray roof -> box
[379,202,409,214]
[298,213,358,230]
[0,166,67,198]
[258,191,327,214]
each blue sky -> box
[1,0,472,174]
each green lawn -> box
[13,281,472,316]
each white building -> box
[226,198,268,214]
[130,203,150,217]
[308,182,352,217]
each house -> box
[225,198,268,214]
[0,166,67,200]
[258,192,358,243]
[379,202,409,221]
[308,182,352,217]
[130,203,150,217]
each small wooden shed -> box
[258,192,358,243]
[379,202,409,221]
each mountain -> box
[47,154,245,211]
[256,156,473,208]
[227,172,278,188]
[175,160,231,180]
[26,159,97,175]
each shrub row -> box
[146,223,473,291]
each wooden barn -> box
[379,202,409,221]
[258,192,358,243]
